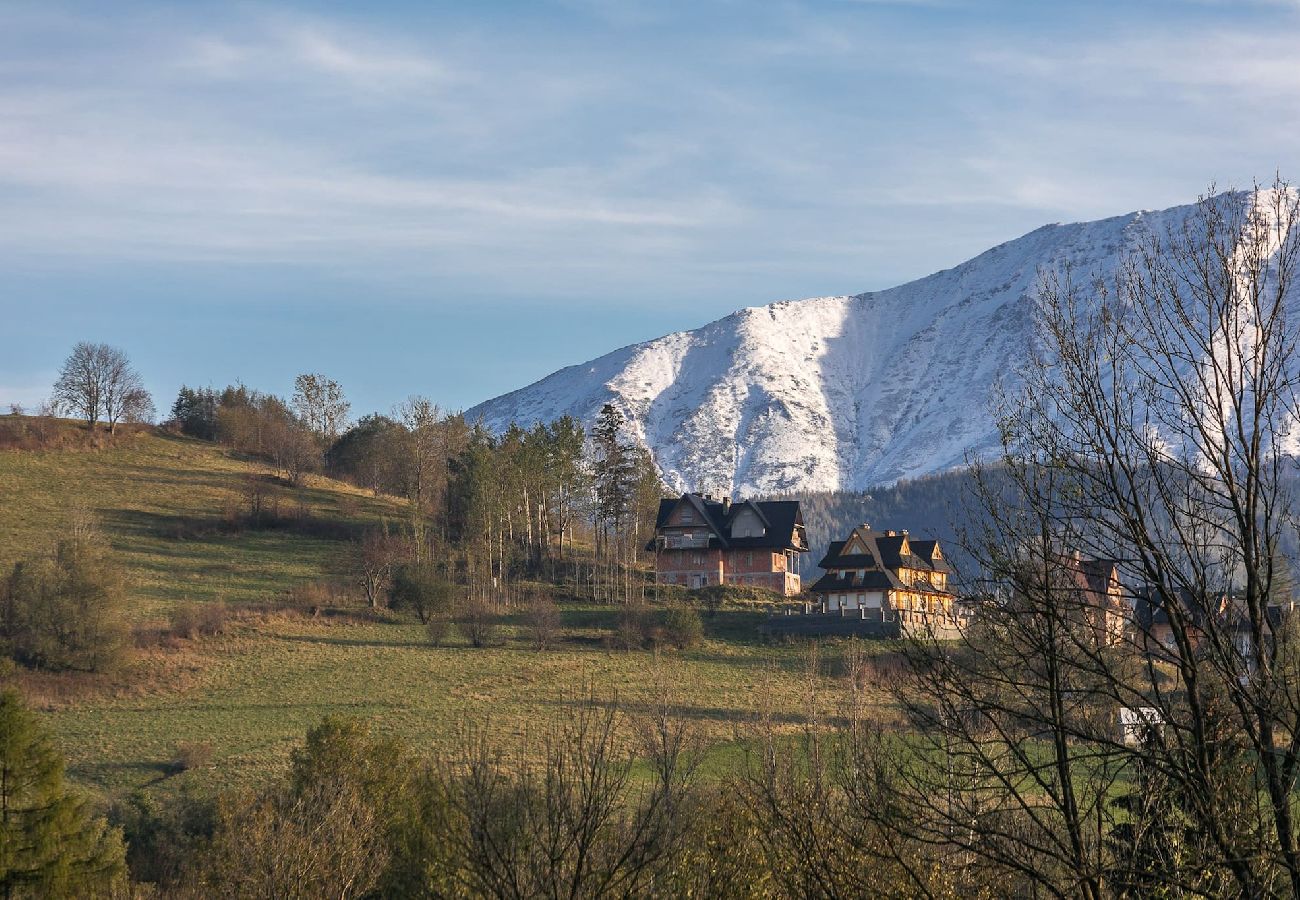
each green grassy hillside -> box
[0,424,885,802]
[0,424,402,618]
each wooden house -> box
[649,494,809,596]
[807,525,958,636]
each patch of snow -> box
[467,193,1292,495]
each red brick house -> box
[650,494,808,596]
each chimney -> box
[721,496,731,515]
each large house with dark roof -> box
[649,493,809,596]
[808,524,958,635]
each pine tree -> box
[0,690,126,898]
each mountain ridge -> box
[467,195,1249,496]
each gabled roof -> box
[651,494,807,552]
[909,539,952,574]
[816,522,951,580]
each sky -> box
[3,0,1300,418]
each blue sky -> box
[3,0,1299,417]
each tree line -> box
[167,377,663,607]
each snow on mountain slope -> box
[467,194,1272,496]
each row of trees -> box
[168,377,664,605]
[45,340,667,604]
[97,684,941,898]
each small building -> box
[807,524,958,637]
[1136,587,1293,671]
[649,493,808,596]
[1118,707,1164,747]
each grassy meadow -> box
[0,422,894,803]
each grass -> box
[43,607,898,800]
[1,423,899,803]
[0,424,403,619]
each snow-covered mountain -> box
[466,194,1270,496]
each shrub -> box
[424,614,452,647]
[286,579,350,611]
[168,601,229,642]
[457,598,500,648]
[172,741,214,773]
[693,583,779,611]
[610,605,654,651]
[661,604,704,649]
[524,596,561,651]
[2,522,129,673]
[111,787,217,890]
[389,565,453,624]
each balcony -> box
[660,534,711,550]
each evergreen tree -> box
[168,386,219,440]
[591,404,634,544]
[0,690,126,898]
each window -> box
[682,512,693,523]
[746,552,754,566]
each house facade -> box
[650,494,809,596]
[1065,553,1129,647]
[808,525,958,636]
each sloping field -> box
[0,423,888,801]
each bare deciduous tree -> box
[357,528,405,609]
[52,342,150,433]
[870,182,1300,897]
[292,373,350,442]
[450,690,696,899]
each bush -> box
[168,602,226,640]
[1,522,130,673]
[660,604,704,649]
[111,787,217,890]
[693,583,779,612]
[609,605,654,651]
[457,599,500,648]
[424,614,452,647]
[389,565,453,624]
[172,741,214,773]
[286,579,350,611]
[524,596,561,651]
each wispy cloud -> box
[2,2,1299,298]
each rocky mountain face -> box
[468,194,1276,496]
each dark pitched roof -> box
[908,539,952,574]
[817,525,951,575]
[651,494,808,552]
